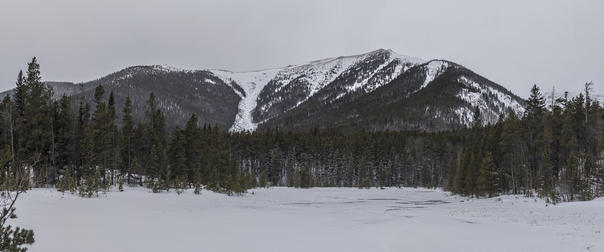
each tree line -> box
[453,84,604,202]
[1,58,603,202]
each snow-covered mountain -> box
[256,57,525,132]
[210,49,424,131]
[208,49,525,132]
[1,49,526,132]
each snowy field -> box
[12,187,604,252]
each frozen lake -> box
[13,187,604,252]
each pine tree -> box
[561,154,579,201]
[107,91,118,185]
[525,85,546,121]
[455,149,469,194]
[57,164,76,194]
[147,144,161,191]
[17,57,53,185]
[578,154,595,200]
[86,85,112,188]
[131,156,142,186]
[52,95,75,183]
[477,152,499,197]
[183,114,201,182]
[120,97,134,184]
[499,110,524,194]
[168,128,187,181]
[269,147,282,186]
[143,93,168,190]
[193,168,202,195]
[79,166,102,198]
[300,162,313,188]
[259,169,268,188]
[13,71,26,119]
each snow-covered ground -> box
[13,187,603,252]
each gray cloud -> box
[1,0,602,97]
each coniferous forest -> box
[1,57,604,203]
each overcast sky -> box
[1,0,602,97]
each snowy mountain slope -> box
[1,49,527,132]
[206,49,426,131]
[251,49,424,125]
[455,75,525,124]
[210,69,281,132]
[404,61,525,127]
[30,66,242,129]
[418,60,450,91]
[259,59,526,132]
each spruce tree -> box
[86,85,111,187]
[193,168,202,194]
[120,96,134,184]
[13,71,26,119]
[18,57,53,185]
[79,166,101,198]
[107,91,118,184]
[184,114,201,181]
[148,144,161,192]
[477,152,499,197]
[57,164,76,194]
[561,154,579,201]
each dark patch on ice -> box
[409,200,450,205]
[284,200,365,206]
[341,201,363,204]
[399,206,426,209]
[285,198,449,210]
[285,202,327,206]
[363,198,399,201]
[384,208,402,212]
[393,200,450,206]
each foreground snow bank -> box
[13,187,604,252]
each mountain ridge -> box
[0,49,526,132]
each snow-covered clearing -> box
[13,187,604,252]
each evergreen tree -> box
[183,114,201,182]
[107,91,118,184]
[57,164,76,194]
[85,85,111,188]
[17,57,53,185]
[0,172,35,251]
[476,152,499,197]
[78,166,102,198]
[193,168,202,195]
[147,144,161,191]
[120,97,134,184]
[561,154,579,201]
